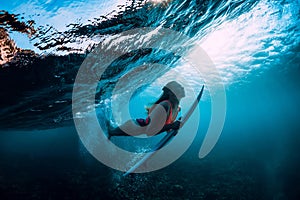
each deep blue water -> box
[0,0,300,199]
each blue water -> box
[0,0,300,199]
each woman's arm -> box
[145,101,181,136]
[144,102,170,136]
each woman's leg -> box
[107,120,144,139]
[108,127,130,137]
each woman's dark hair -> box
[146,81,185,113]
[154,87,179,110]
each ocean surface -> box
[0,0,299,199]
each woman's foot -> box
[105,119,114,140]
[105,119,131,139]
[107,133,112,140]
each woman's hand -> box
[170,120,181,130]
[156,120,181,135]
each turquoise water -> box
[0,0,299,199]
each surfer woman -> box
[107,81,185,139]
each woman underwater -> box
[107,81,185,139]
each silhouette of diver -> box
[107,81,185,139]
